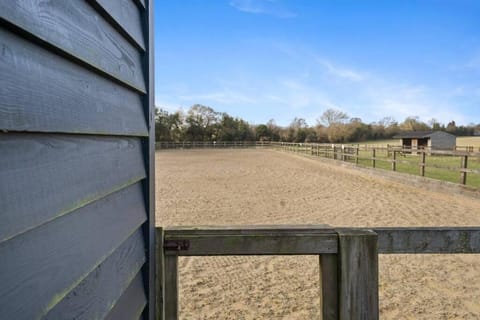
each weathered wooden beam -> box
[320,254,338,320]
[374,227,480,254]
[337,229,379,320]
[163,225,337,256]
[155,228,165,320]
[163,255,178,320]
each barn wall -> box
[430,132,456,150]
[0,1,155,319]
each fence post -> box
[392,151,396,171]
[420,152,426,177]
[320,254,338,320]
[164,253,178,320]
[337,229,379,320]
[355,145,359,165]
[460,155,468,185]
[156,228,165,320]
[333,145,337,160]
[372,148,376,168]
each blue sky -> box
[155,0,480,126]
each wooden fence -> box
[155,141,480,187]
[270,142,480,187]
[156,225,480,319]
[155,141,262,149]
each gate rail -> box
[156,226,480,319]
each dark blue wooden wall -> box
[0,1,155,319]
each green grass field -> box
[355,146,480,188]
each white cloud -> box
[315,58,366,82]
[178,89,257,105]
[362,82,469,125]
[229,0,297,18]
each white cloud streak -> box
[316,58,366,82]
[229,0,297,18]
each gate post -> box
[336,229,378,320]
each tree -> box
[184,104,220,141]
[429,118,441,131]
[255,124,270,141]
[446,120,457,133]
[318,109,349,126]
[155,108,184,142]
[399,116,429,131]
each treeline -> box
[155,104,480,143]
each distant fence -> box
[155,141,261,149]
[155,141,480,187]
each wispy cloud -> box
[315,58,366,82]
[229,0,297,18]
[178,89,257,105]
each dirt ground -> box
[156,149,480,319]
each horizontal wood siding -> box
[0,134,146,243]
[0,0,146,92]
[105,272,148,320]
[0,183,147,319]
[0,0,153,319]
[44,229,146,320]
[0,27,147,136]
[91,0,146,50]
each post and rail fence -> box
[156,141,480,187]
[156,225,480,320]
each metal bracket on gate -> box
[164,239,190,252]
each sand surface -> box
[156,149,480,319]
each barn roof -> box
[393,131,436,139]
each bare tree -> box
[318,108,348,126]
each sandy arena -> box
[156,149,480,319]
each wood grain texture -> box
[91,0,145,50]
[163,255,179,320]
[337,229,379,320]
[0,28,147,136]
[320,254,338,320]
[164,226,337,256]
[0,0,146,92]
[0,134,146,243]
[44,228,146,320]
[105,271,147,320]
[374,227,480,254]
[0,182,147,320]
[155,228,165,320]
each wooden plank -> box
[45,228,146,320]
[164,226,337,256]
[155,228,165,320]
[337,229,378,320]
[0,182,147,320]
[144,1,156,318]
[0,0,146,92]
[374,227,480,254]
[0,134,146,243]
[104,271,147,320]
[133,0,146,9]
[165,224,332,235]
[320,254,338,320]
[90,0,145,50]
[164,255,179,320]
[0,28,147,136]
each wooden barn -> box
[0,1,155,319]
[393,131,456,151]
